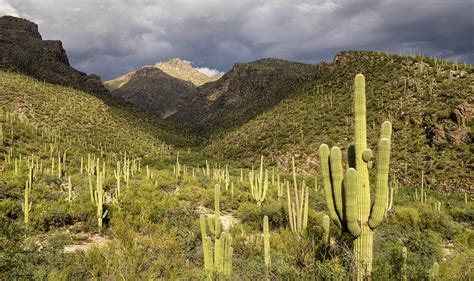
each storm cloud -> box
[1,0,473,80]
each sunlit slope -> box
[0,70,198,154]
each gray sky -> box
[1,0,473,80]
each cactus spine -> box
[319,74,392,279]
[263,215,271,267]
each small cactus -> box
[263,215,271,267]
[401,246,408,281]
[23,181,32,224]
[429,261,439,280]
[67,176,72,203]
[322,215,330,246]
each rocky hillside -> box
[111,66,196,118]
[0,16,107,95]
[204,51,473,192]
[170,58,318,135]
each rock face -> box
[105,58,315,131]
[170,58,317,135]
[0,16,107,95]
[155,58,221,86]
[426,102,473,146]
[111,67,196,118]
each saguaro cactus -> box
[263,215,271,267]
[319,74,392,279]
[401,246,408,281]
[287,157,309,235]
[200,184,233,278]
[23,181,32,224]
[322,215,330,246]
[249,156,268,206]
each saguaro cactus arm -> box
[344,168,361,237]
[319,144,342,229]
[330,147,344,221]
[369,133,392,229]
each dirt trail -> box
[63,234,111,253]
[196,205,240,230]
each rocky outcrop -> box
[155,58,221,86]
[111,67,196,118]
[0,16,108,95]
[426,102,472,147]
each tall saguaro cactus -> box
[319,74,392,280]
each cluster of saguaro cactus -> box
[90,158,108,230]
[319,74,392,279]
[276,174,284,199]
[200,184,233,278]
[287,157,308,235]
[249,156,268,206]
[263,215,271,267]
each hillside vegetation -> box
[0,57,472,280]
[0,70,197,151]
[170,58,317,135]
[205,51,473,192]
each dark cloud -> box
[1,0,473,80]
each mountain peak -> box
[155,58,222,86]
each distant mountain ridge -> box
[170,58,318,135]
[104,58,221,91]
[0,15,108,95]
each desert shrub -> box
[392,206,421,226]
[237,201,286,230]
[449,206,474,223]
